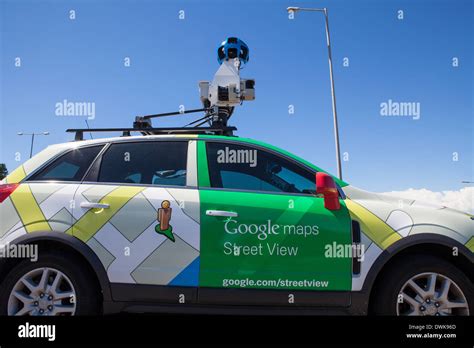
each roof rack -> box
[67,126,237,141]
[66,107,237,141]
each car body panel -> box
[343,185,474,291]
[199,189,353,291]
[70,184,201,286]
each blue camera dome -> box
[217,37,249,65]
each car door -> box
[72,139,201,305]
[197,140,353,306]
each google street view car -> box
[0,38,472,316]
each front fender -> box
[362,233,474,294]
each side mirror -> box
[315,172,341,211]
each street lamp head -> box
[287,6,300,13]
[17,132,23,136]
[287,7,327,13]
[43,132,50,135]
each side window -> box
[98,141,188,186]
[29,146,103,182]
[206,142,316,194]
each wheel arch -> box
[0,231,112,303]
[364,233,474,311]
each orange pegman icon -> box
[155,200,175,242]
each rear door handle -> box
[80,202,110,209]
[206,210,238,217]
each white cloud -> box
[382,187,474,214]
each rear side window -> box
[98,141,188,186]
[29,146,103,182]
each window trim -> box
[82,143,111,182]
[186,140,198,188]
[201,139,345,199]
[79,181,197,190]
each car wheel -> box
[0,252,100,316]
[372,255,473,316]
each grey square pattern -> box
[109,193,157,242]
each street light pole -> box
[17,131,50,158]
[29,133,35,159]
[287,7,343,180]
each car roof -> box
[58,134,198,147]
[55,134,261,148]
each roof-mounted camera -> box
[68,37,255,140]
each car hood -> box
[342,185,474,243]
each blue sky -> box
[1,0,472,192]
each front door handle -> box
[206,210,238,217]
[80,202,110,209]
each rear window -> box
[29,146,103,182]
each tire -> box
[371,255,473,316]
[0,251,100,316]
